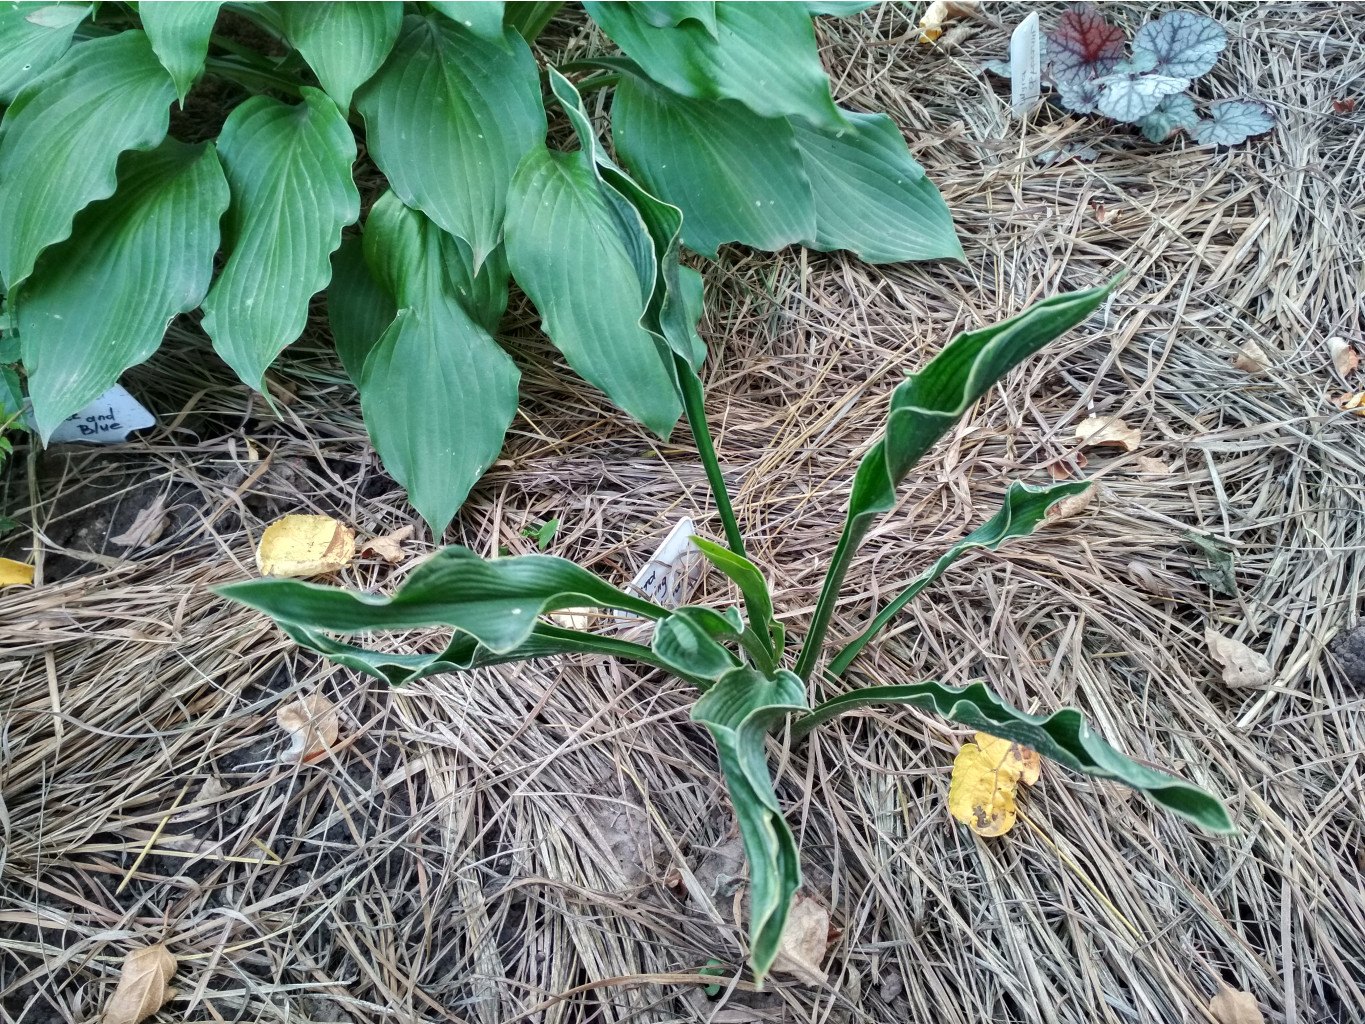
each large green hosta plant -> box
[0,0,960,533]
[220,275,1235,984]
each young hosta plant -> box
[986,6,1273,145]
[219,278,1236,985]
[0,0,959,536]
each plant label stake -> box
[1010,13,1042,118]
[40,384,154,444]
[625,516,705,609]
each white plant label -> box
[44,384,155,444]
[624,516,705,609]
[1010,12,1042,118]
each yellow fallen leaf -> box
[772,893,831,985]
[1045,483,1095,522]
[1334,391,1365,416]
[1073,416,1142,452]
[918,0,976,42]
[1328,336,1358,378]
[360,524,414,564]
[256,515,354,578]
[277,693,339,763]
[103,943,176,1024]
[948,731,1039,837]
[1232,342,1270,373]
[0,558,34,586]
[1209,982,1264,1024]
[1206,629,1274,688]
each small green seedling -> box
[700,958,727,997]
[219,275,1234,985]
[522,517,560,551]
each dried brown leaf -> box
[919,0,977,42]
[1045,483,1095,521]
[256,515,355,578]
[1335,391,1365,416]
[103,943,176,1024]
[1134,455,1171,474]
[360,524,414,564]
[110,495,168,549]
[1209,983,1264,1024]
[277,694,340,763]
[1232,341,1270,372]
[1074,416,1141,452]
[1206,629,1274,688]
[771,893,830,985]
[1328,336,1359,377]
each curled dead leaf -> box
[360,524,414,564]
[1045,451,1088,480]
[103,943,176,1024]
[1133,455,1171,474]
[1045,483,1095,522]
[277,694,340,763]
[948,732,1040,837]
[256,515,355,578]
[771,893,831,985]
[1206,629,1274,688]
[1335,391,1365,415]
[1074,416,1141,452]
[1232,342,1270,373]
[1328,336,1359,378]
[110,495,168,549]
[1209,982,1264,1024]
[0,558,34,587]
[918,0,976,42]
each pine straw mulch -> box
[3,3,1364,1022]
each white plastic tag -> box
[624,516,705,609]
[44,384,155,444]
[1010,13,1042,118]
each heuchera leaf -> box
[1056,75,1101,115]
[1095,71,1189,123]
[1137,92,1198,142]
[1190,99,1275,146]
[791,679,1234,833]
[1132,10,1227,80]
[1046,5,1124,87]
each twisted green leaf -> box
[652,605,742,683]
[0,30,174,292]
[278,1,402,111]
[691,536,780,664]
[692,667,808,984]
[828,480,1090,675]
[140,1,221,103]
[795,279,1119,680]
[19,140,228,440]
[217,545,667,653]
[791,679,1234,833]
[200,87,359,391]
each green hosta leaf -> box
[278,1,402,111]
[611,74,814,257]
[427,0,505,42]
[585,1,844,131]
[279,618,681,687]
[0,31,174,292]
[792,109,963,264]
[548,68,703,369]
[792,679,1234,833]
[652,605,741,682]
[795,280,1118,680]
[631,1,716,34]
[1,365,25,420]
[217,545,667,652]
[805,1,877,14]
[140,1,221,103]
[18,140,228,440]
[200,87,359,390]
[356,14,545,268]
[504,1,561,42]
[691,666,809,983]
[505,143,682,437]
[326,234,396,383]
[355,192,517,534]
[828,480,1090,675]
[691,536,780,662]
[0,2,89,103]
